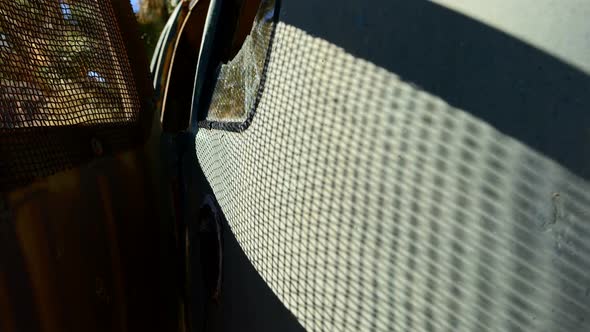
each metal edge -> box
[195,0,281,133]
[189,0,224,133]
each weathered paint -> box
[0,111,181,332]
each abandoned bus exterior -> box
[1,0,590,331]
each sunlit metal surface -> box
[196,20,590,332]
[431,0,590,74]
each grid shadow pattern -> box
[0,0,147,189]
[195,23,590,332]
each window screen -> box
[0,0,152,190]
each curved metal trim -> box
[191,0,281,133]
[189,0,224,133]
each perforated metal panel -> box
[0,0,151,189]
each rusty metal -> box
[0,144,181,332]
[152,2,190,121]
[0,1,182,332]
[160,0,210,132]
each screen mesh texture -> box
[195,23,590,332]
[0,0,146,189]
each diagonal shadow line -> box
[177,131,305,332]
[280,0,590,182]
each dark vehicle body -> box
[2,0,590,331]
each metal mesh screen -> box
[195,22,590,332]
[0,0,149,189]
